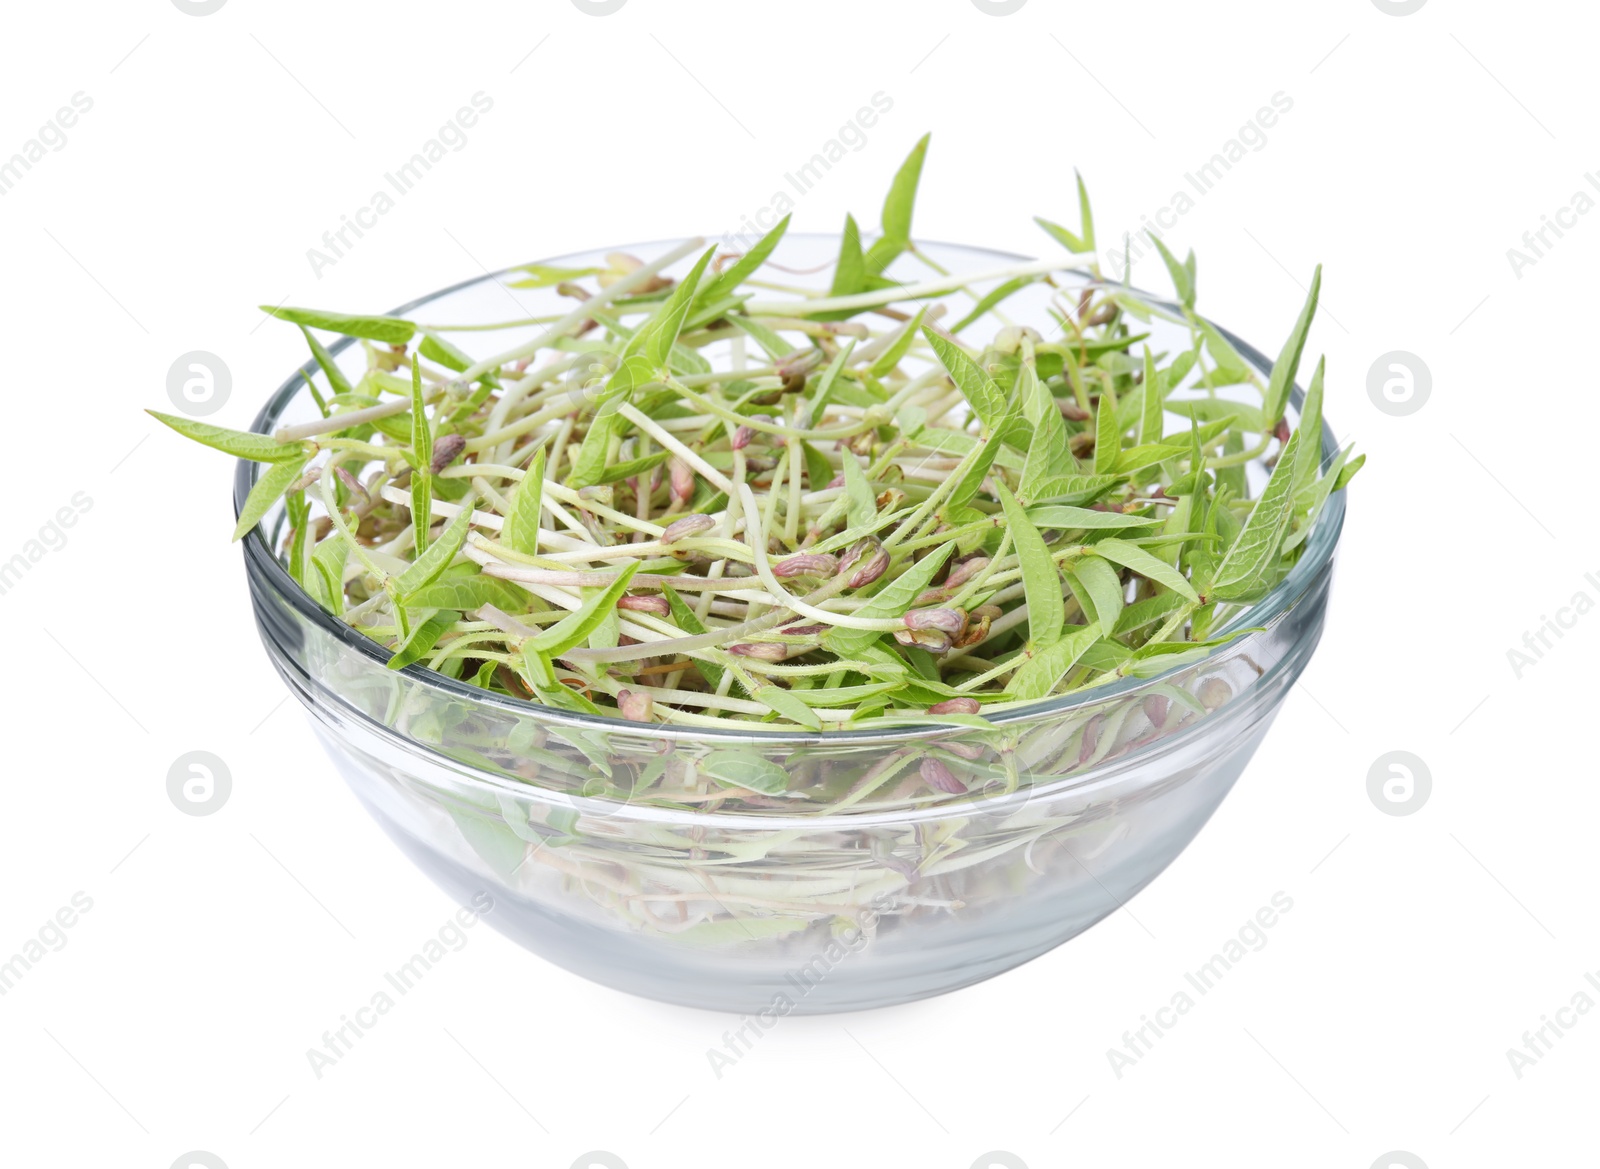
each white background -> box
[1,1,1594,1166]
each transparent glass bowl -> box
[237,236,1344,1014]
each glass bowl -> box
[236,236,1344,1015]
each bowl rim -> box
[237,233,1346,745]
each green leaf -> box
[949,275,1036,334]
[840,448,877,530]
[147,411,305,463]
[1025,505,1160,530]
[946,428,1005,512]
[1017,360,1071,496]
[233,455,307,541]
[308,531,348,615]
[800,441,835,491]
[1262,265,1322,426]
[1009,624,1101,701]
[299,325,352,397]
[387,609,455,669]
[865,307,926,378]
[825,543,956,658]
[596,449,670,486]
[1333,452,1365,492]
[1292,355,1326,497]
[1093,391,1120,474]
[408,575,527,612]
[502,448,546,556]
[997,482,1064,648]
[700,216,790,306]
[644,246,717,370]
[1193,318,1248,383]
[261,305,415,344]
[662,585,724,691]
[728,315,795,360]
[1073,169,1097,253]
[1139,347,1164,444]
[807,341,856,423]
[864,132,929,274]
[1150,237,1195,309]
[1211,431,1300,598]
[1036,171,1098,255]
[507,263,601,289]
[815,215,866,320]
[750,683,822,731]
[1020,473,1123,507]
[393,495,476,599]
[418,332,470,374]
[1091,538,1199,602]
[702,750,789,795]
[923,328,1007,432]
[1067,555,1124,638]
[445,805,528,877]
[527,561,640,657]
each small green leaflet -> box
[866,307,925,378]
[1196,317,1251,385]
[1018,359,1072,497]
[1140,345,1163,443]
[750,683,822,731]
[641,246,717,370]
[597,449,670,486]
[1009,624,1101,701]
[507,263,601,289]
[1031,170,1097,254]
[1021,473,1122,507]
[864,132,929,275]
[807,340,856,425]
[800,441,834,492]
[1150,237,1196,309]
[1116,442,1188,475]
[1210,430,1300,599]
[387,609,454,669]
[826,543,955,658]
[701,750,789,795]
[1292,355,1326,496]
[950,276,1036,334]
[1067,555,1124,638]
[527,561,640,657]
[728,315,795,360]
[392,495,476,599]
[261,305,415,344]
[299,325,353,397]
[699,215,790,306]
[407,576,526,612]
[996,482,1064,648]
[233,455,307,541]
[1093,392,1119,474]
[503,448,545,556]
[1025,505,1160,530]
[1262,265,1321,427]
[840,448,877,530]
[946,428,1005,512]
[923,328,1007,432]
[662,585,724,691]
[419,332,474,375]
[1092,538,1199,602]
[1333,452,1365,492]
[815,215,866,321]
[148,411,304,463]
[308,532,348,615]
